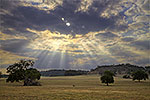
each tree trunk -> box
[23,78,28,86]
[107,83,108,86]
[138,80,140,82]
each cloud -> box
[0,49,36,66]
[0,39,30,53]
[76,0,93,12]
[141,0,150,14]
[131,40,150,50]
[133,58,150,66]
[121,37,135,42]
[0,31,27,40]
[95,32,119,40]
[22,0,63,12]
[24,27,150,68]
[26,28,109,56]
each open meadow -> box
[0,75,150,100]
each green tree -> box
[132,70,148,82]
[101,71,114,86]
[6,60,41,86]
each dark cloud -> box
[132,40,150,50]
[142,0,150,11]
[1,0,127,36]
[133,58,150,66]
[0,39,30,53]
[96,32,118,38]
[0,0,19,10]
[70,50,84,53]
[95,32,118,42]
[121,37,135,42]
[109,45,138,58]
[51,0,124,34]
[1,6,60,33]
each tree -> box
[100,71,114,86]
[0,71,2,78]
[132,70,148,82]
[103,71,115,76]
[6,60,41,86]
[148,70,150,75]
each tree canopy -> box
[132,70,148,82]
[101,71,114,86]
[6,60,41,86]
[104,71,115,76]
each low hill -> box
[89,63,148,75]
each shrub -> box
[123,75,130,79]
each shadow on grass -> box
[101,84,115,87]
[133,80,148,83]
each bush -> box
[123,75,130,79]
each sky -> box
[0,0,150,70]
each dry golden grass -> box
[0,75,150,100]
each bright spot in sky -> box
[61,17,70,26]
[66,22,70,26]
[61,17,64,21]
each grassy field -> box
[0,75,150,100]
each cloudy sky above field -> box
[0,0,150,70]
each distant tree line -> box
[40,69,89,76]
[64,70,89,76]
